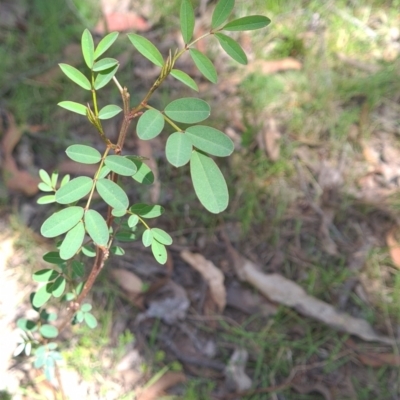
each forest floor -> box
[1,0,400,399]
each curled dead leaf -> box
[223,237,393,344]
[110,268,143,294]
[257,118,281,161]
[181,250,226,312]
[136,372,186,400]
[386,229,400,269]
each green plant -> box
[14,0,270,388]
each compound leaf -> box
[223,15,271,31]
[189,49,217,83]
[127,33,164,67]
[151,228,173,245]
[98,104,122,120]
[185,125,234,156]
[105,155,137,176]
[55,176,93,204]
[165,97,210,123]
[66,144,101,164]
[211,0,235,29]
[94,64,119,90]
[180,0,195,43]
[59,63,91,90]
[130,203,164,218]
[92,57,119,72]
[59,221,85,260]
[190,150,228,213]
[58,101,87,116]
[214,32,247,64]
[84,209,109,246]
[96,179,129,210]
[82,29,95,68]
[39,325,59,339]
[94,32,119,59]
[137,109,165,140]
[151,240,167,264]
[41,206,84,238]
[171,69,198,91]
[166,132,192,167]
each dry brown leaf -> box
[181,250,226,312]
[136,372,186,400]
[110,268,143,294]
[386,229,400,269]
[258,118,281,161]
[246,58,302,75]
[95,12,150,34]
[225,242,393,344]
[357,352,400,367]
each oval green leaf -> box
[214,33,247,64]
[38,183,53,192]
[151,228,173,245]
[93,58,119,72]
[59,63,91,90]
[72,261,85,277]
[43,252,64,265]
[84,313,98,329]
[96,179,129,210]
[185,125,234,157]
[98,104,122,120]
[94,64,119,90]
[33,269,60,283]
[82,245,96,258]
[50,276,66,298]
[82,29,94,68]
[170,69,198,91]
[128,214,139,228]
[127,33,164,67]
[180,0,195,43]
[190,150,229,213]
[130,204,164,218]
[58,101,87,116]
[142,229,153,247]
[128,158,154,185]
[60,174,70,187]
[211,0,235,29]
[166,132,192,167]
[223,15,271,31]
[137,109,165,140]
[94,32,119,60]
[17,318,37,332]
[41,206,84,238]
[115,231,137,242]
[81,303,92,312]
[112,209,126,217]
[84,209,109,246]
[39,324,59,339]
[104,155,137,176]
[37,195,56,205]
[59,221,85,260]
[66,144,101,164]
[55,177,93,204]
[151,240,167,264]
[39,169,52,186]
[32,285,52,308]
[189,49,217,83]
[165,97,210,124]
